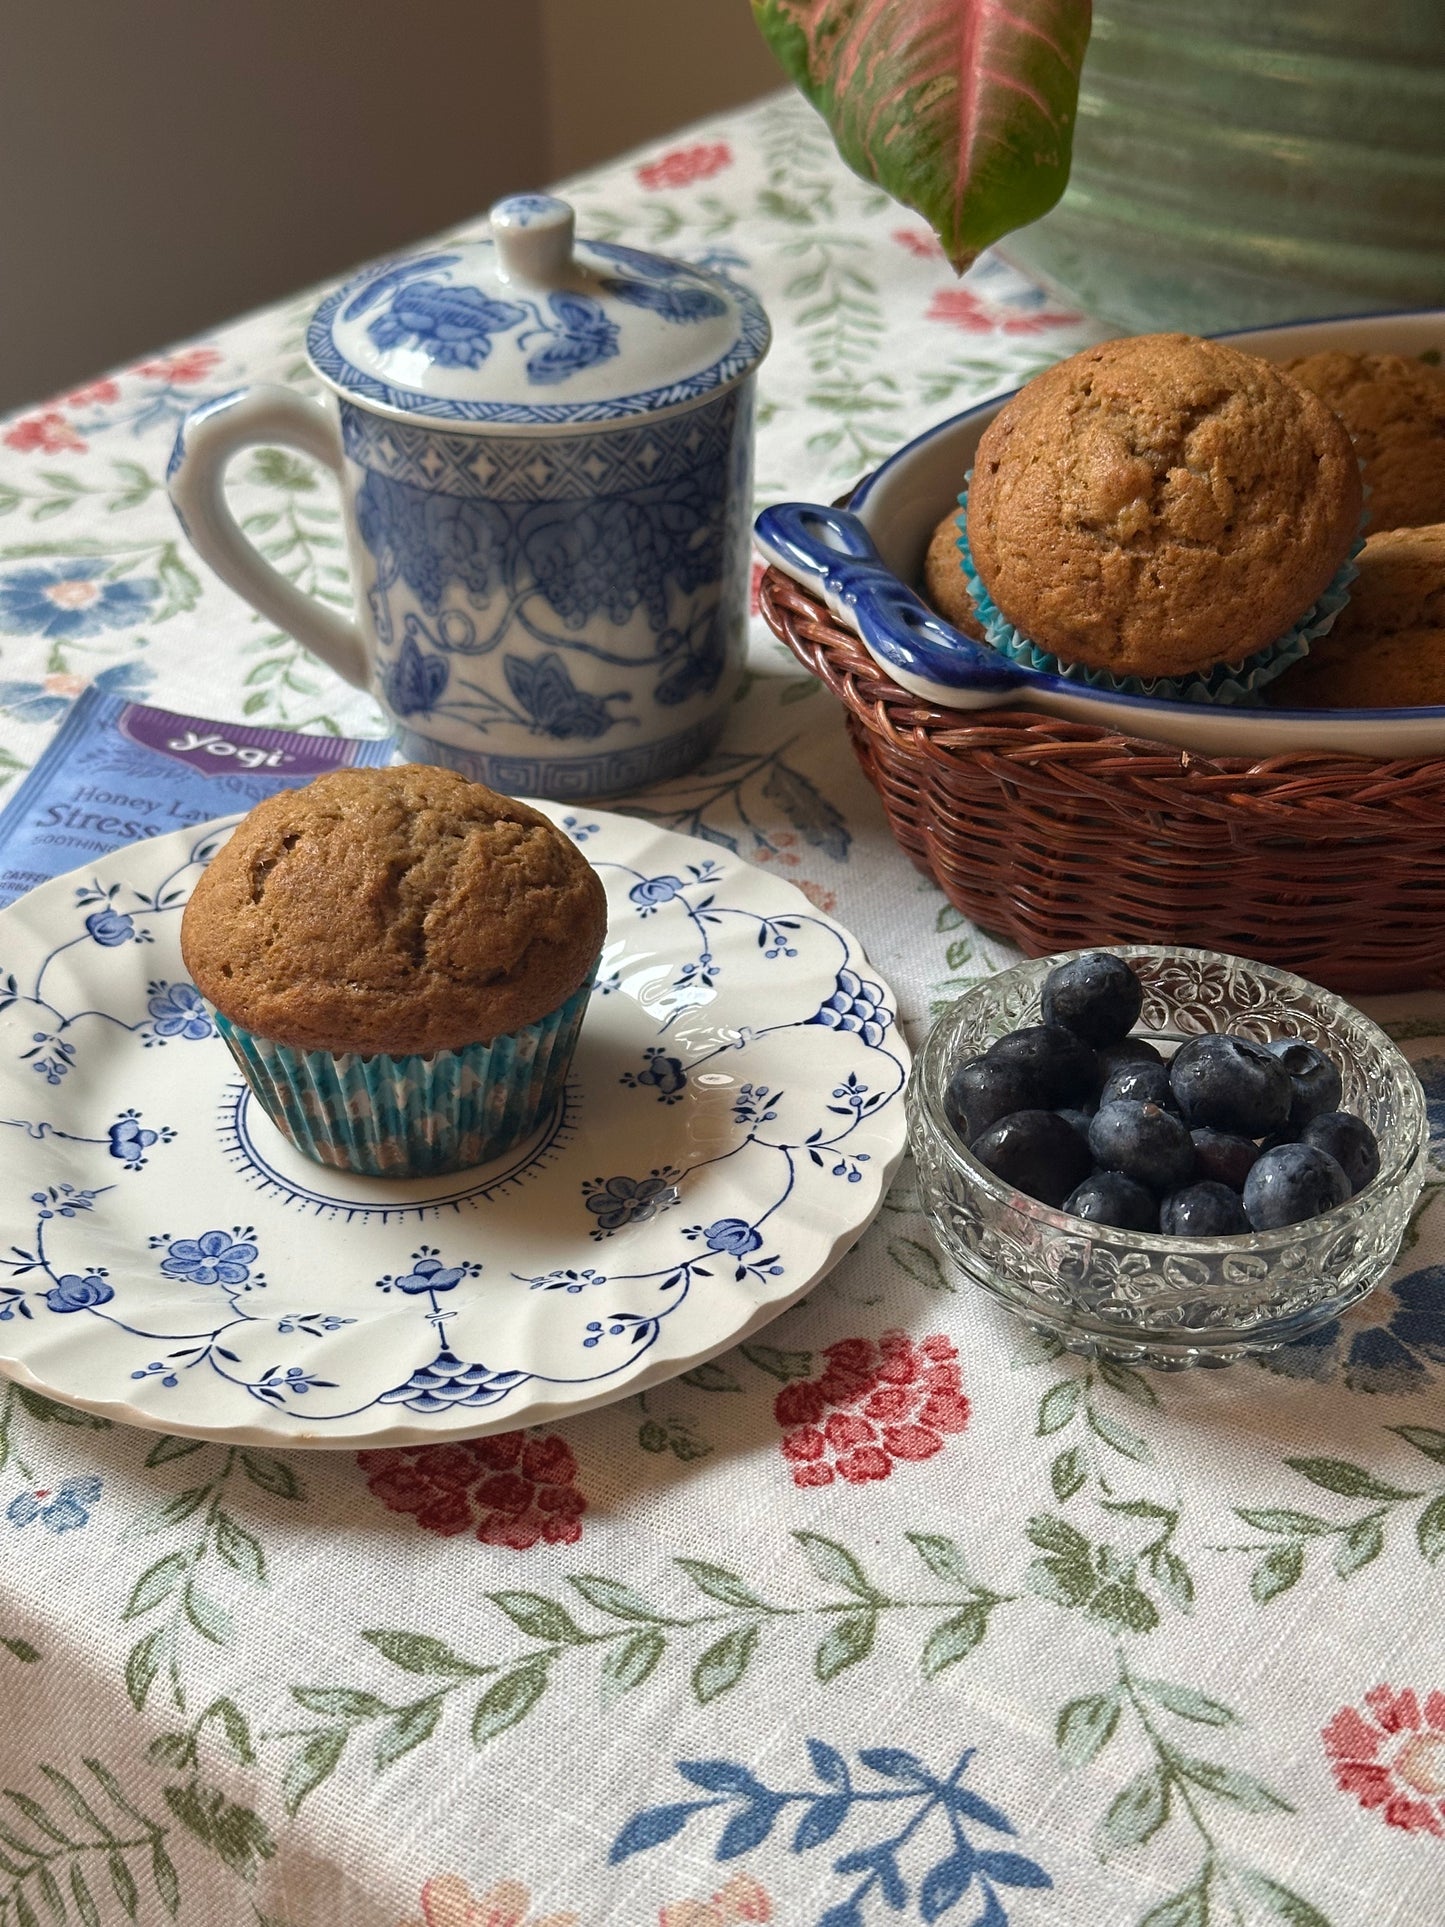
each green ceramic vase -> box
[1001,0,1445,331]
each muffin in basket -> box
[927,333,1363,697]
[1272,522,1445,709]
[181,765,607,1177]
[1283,350,1445,532]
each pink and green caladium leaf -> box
[753,0,1093,270]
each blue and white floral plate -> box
[0,807,908,1447]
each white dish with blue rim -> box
[0,808,906,1447]
[754,311,1445,759]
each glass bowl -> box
[907,947,1427,1368]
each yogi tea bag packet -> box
[0,689,393,908]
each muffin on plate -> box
[958,332,1362,690]
[1272,523,1445,709]
[1283,351,1445,532]
[181,764,607,1177]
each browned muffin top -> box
[1284,350,1445,532]
[966,333,1362,679]
[1272,522,1445,710]
[181,765,607,1055]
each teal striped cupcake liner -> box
[953,475,1366,707]
[214,975,593,1178]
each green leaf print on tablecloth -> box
[0,1755,275,1925]
[267,1530,1014,1810]
[1214,1432,1445,1601]
[121,1440,305,1718]
[1056,1655,1330,1927]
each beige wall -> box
[0,1,783,415]
[541,0,784,180]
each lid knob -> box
[490,194,576,287]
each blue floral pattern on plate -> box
[0,806,908,1446]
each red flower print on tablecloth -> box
[637,142,733,191]
[894,227,945,261]
[62,378,120,408]
[1323,1685,1445,1836]
[796,880,837,914]
[3,411,86,455]
[401,1873,578,1927]
[926,287,1083,336]
[660,1873,773,1927]
[358,1431,587,1549]
[131,346,222,384]
[777,1330,970,1488]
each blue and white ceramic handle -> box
[167,386,371,690]
[753,502,1026,705]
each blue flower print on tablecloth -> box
[0,561,157,641]
[611,1739,1051,1925]
[1262,1262,1445,1393]
[44,1271,113,1313]
[0,659,153,726]
[155,1229,259,1288]
[368,282,528,370]
[144,980,213,1042]
[1416,1055,1445,1159]
[6,1476,102,1534]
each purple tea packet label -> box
[0,689,394,907]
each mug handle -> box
[167,386,372,691]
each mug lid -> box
[306,194,770,428]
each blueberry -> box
[944,1054,1048,1144]
[1057,1108,1096,1151]
[1099,1059,1177,1112]
[1095,1036,1164,1084]
[1243,1143,1351,1230]
[1264,1038,1344,1132]
[1169,1034,1293,1137]
[1159,1181,1250,1237]
[986,1025,1098,1106]
[970,1109,1094,1208]
[1088,1101,1196,1194]
[1189,1129,1260,1192]
[1063,1172,1159,1231]
[1041,952,1144,1046]
[1298,1112,1381,1195]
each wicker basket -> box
[759,566,1445,995]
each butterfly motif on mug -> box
[503,652,633,740]
[524,294,621,385]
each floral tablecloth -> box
[1,91,1443,1927]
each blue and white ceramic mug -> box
[168,196,770,797]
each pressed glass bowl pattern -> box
[907,948,1427,1368]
